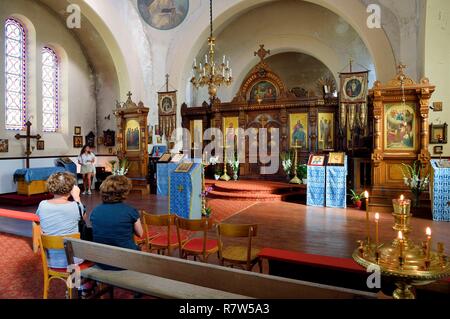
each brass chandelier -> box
[191,0,233,101]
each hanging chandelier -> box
[191,0,233,101]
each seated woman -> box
[90,175,143,270]
[37,172,85,268]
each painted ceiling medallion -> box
[138,0,189,30]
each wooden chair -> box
[135,210,159,247]
[175,216,218,262]
[38,233,92,299]
[141,213,188,256]
[217,223,262,272]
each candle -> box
[398,231,404,258]
[194,58,197,67]
[364,191,370,243]
[205,54,208,64]
[227,60,229,68]
[375,213,380,248]
[230,68,232,78]
[223,55,226,64]
[426,227,432,261]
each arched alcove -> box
[168,0,395,110]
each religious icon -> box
[327,152,345,166]
[429,123,447,144]
[433,145,443,155]
[158,153,172,162]
[175,162,193,173]
[190,120,203,148]
[74,126,81,135]
[318,113,334,150]
[308,155,325,166]
[249,81,277,102]
[36,140,45,151]
[384,103,416,150]
[161,96,174,113]
[289,113,308,148]
[171,153,185,163]
[97,137,104,145]
[222,117,239,160]
[103,130,116,147]
[151,145,167,157]
[137,0,189,30]
[345,79,362,98]
[125,119,141,151]
[86,131,96,148]
[73,136,83,148]
[340,72,368,102]
[0,139,9,153]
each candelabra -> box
[289,142,302,184]
[353,194,450,299]
[190,0,232,101]
[220,146,231,181]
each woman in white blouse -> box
[78,145,96,195]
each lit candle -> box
[399,194,405,213]
[227,60,229,68]
[426,227,432,261]
[364,191,370,243]
[230,68,233,78]
[375,213,380,248]
[194,58,197,67]
[223,55,226,64]
[205,54,208,64]
[199,62,202,71]
[398,231,404,259]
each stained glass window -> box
[4,18,27,130]
[42,47,59,132]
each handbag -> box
[77,202,93,241]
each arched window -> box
[41,47,59,132]
[4,18,27,130]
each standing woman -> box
[78,145,96,195]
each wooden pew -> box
[0,209,41,253]
[64,238,377,299]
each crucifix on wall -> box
[15,121,41,168]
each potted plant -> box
[208,156,221,180]
[108,158,130,176]
[349,189,365,209]
[228,156,240,181]
[281,151,293,181]
[297,164,308,184]
[401,161,430,207]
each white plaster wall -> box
[424,0,450,156]
[0,0,96,158]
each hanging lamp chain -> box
[209,0,213,38]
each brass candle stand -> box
[289,143,302,184]
[201,156,209,216]
[220,146,231,181]
[353,197,450,299]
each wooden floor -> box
[1,190,449,259]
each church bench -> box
[258,247,374,293]
[0,209,41,253]
[64,238,377,299]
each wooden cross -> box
[254,44,270,62]
[126,91,133,101]
[15,121,41,169]
[165,74,170,92]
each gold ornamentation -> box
[353,197,450,299]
